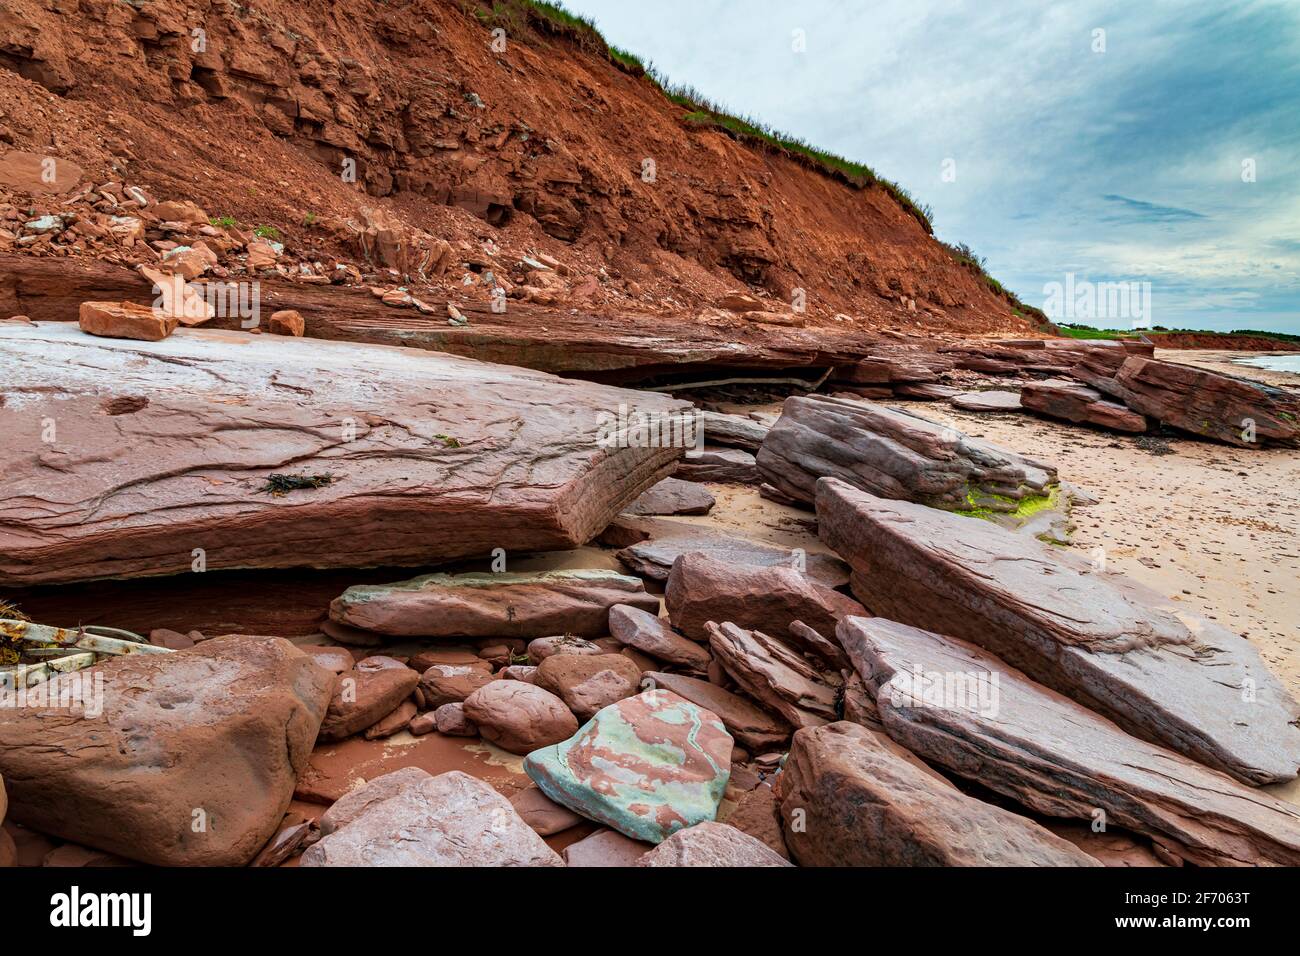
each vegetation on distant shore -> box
[1059,323,1300,345]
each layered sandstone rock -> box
[613,518,850,587]
[699,410,770,451]
[950,389,1022,412]
[0,636,334,866]
[756,394,1059,516]
[329,569,659,638]
[840,617,1300,866]
[1087,356,1300,447]
[665,553,864,643]
[0,322,688,585]
[706,622,840,730]
[78,300,176,341]
[817,478,1300,785]
[608,605,711,673]
[1021,378,1147,433]
[779,722,1099,866]
[637,821,792,867]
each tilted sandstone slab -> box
[0,322,688,584]
[330,569,659,638]
[839,617,1300,866]
[706,621,840,730]
[699,410,770,451]
[1021,378,1147,433]
[1105,356,1299,447]
[778,722,1099,866]
[0,636,334,866]
[613,518,850,588]
[756,394,1058,517]
[665,552,865,643]
[817,478,1300,784]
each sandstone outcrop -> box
[0,322,688,585]
[1020,378,1147,432]
[840,617,1300,866]
[817,478,1300,784]
[779,722,1099,866]
[756,395,1059,519]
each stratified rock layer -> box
[1020,378,1147,433]
[817,478,1300,785]
[840,617,1300,866]
[330,569,659,638]
[757,394,1057,512]
[1078,356,1300,447]
[779,722,1099,866]
[0,322,688,584]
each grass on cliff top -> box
[471,0,935,233]
[942,241,1056,332]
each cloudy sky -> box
[566,0,1300,333]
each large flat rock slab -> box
[840,617,1300,866]
[817,478,1300,785]
[330,569,659,638]
[0,322,689,584]
[756,394,1058,514]
[0,636,334,865]
[779,721,1099,866]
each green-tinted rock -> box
[524,689,732,844]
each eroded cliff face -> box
[0,0,1030,333]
